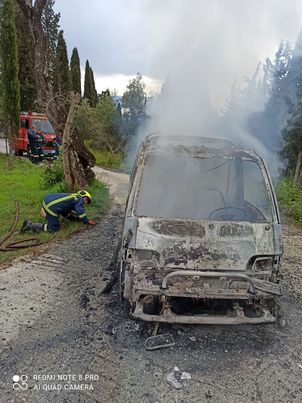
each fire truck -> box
[12,112,59,159]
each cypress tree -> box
[70,47,81,95]
[84,60,97,107]
[0,0,20,141]
[15,2,36,111]
[83,59,92,102]
[89,66,98,107]
[56,30,71,95]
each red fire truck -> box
[12,112,59,159]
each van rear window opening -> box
[135,154,273,223]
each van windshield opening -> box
[32,119,55,134]
[135,154,273,223]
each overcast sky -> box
[54,0,302,105]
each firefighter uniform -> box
[42,193,90,232]
[27,128,39,164]
[20,190,95,234]
[36,130,45,162]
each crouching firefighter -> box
[20,190,97,233]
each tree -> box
[55,30,71,95]
[63,92,95,189]
[122,73,146,136]
[15,2,37,110]
[280,33,302,175]
[83,60,97,107]
[89,66,98,107]
[75,93,123,155]
[15,0,60,111]
[0,0,20,163]
[247,41,292,154]
[70,47,81,95]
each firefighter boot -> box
[20,220,44,233]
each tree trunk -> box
[63,92,95,190]
[294,151,302,186]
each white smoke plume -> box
[127,0,302,174]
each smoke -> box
[128,0,302,175]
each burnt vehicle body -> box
[120,134,283,325]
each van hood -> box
[134,217,277,271]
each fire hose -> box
[0,201,43,252]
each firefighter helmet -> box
[78,190,92,204]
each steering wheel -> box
[209,207,248,221]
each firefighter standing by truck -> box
[36,129,45,163]
[27,126,40,164]
[20,190,97,233]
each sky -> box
[54,0,302,106]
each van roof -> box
[140,133,259,160]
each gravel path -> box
[0,159,302,402]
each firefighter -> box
[53,137,59,160]
[27,126,39,164]
[20,190,97,233]
[36,129,45,162]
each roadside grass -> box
[277,178,302,223]
[0,154,109,264]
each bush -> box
[277,179,302,222]
[42,159,66,190]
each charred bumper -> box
[132,303,276,325]
[129,269,281,325]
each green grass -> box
[0,154,109,264]
[277,178,302,223]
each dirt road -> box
[1,166,302,403]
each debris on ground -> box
[180,371,192,380]
[166,371,183,389]
[166,367,192,389]
[145,333,175,351]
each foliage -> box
[42,159,65,190]
[90,67,98,106]
[83,60,98,107]
[55,30,71,95]
[280,33,302,173]
[122,73,147,136]
[0,153,109,264]
[70,47,81,95]
[75,97,123,158]
[0,0,20,133]
[42,0,60,56]
[277,178,302,222]
[281,113,302,174]
[42,0,60,93]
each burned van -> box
[120,134,283,325]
